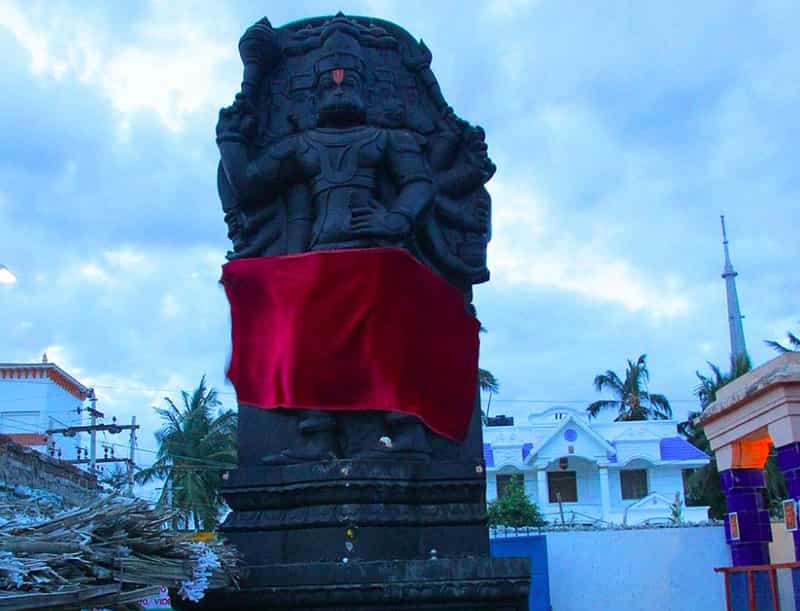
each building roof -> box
[659,436,709,461]
[482,406,711,469]
[0,362,91,401]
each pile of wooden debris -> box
[0,495,238,610]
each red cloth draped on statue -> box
[221,247,479,442]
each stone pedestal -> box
[184,459,529,609]
[186,558,530,610]
[182,405,530,609]
[220,460,491,564]
[720,468,772,566]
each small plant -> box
[487,475,546,527]
[670,492,683,524]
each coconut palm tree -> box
[478,368,500,394]
[680,354,752,440]
[477,324,500,424]
[586,354,672,421]
[135,376,237,530]
[765,324,800,354]
[678,359,747,519]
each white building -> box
[484,407,710,525]
[0,358,91,464]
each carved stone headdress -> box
[314,19,367,83]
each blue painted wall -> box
[490,535,550,611]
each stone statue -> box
[216,13,494,464]
[205,16,531,610]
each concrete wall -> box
[546,526,729,611]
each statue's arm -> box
[216,103,301,206]
[436,194,489,234]
[217,138,298,207]
[387,131,435,224]
[434,125,495,198]
[350,131,434,239]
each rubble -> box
[0,495,238,610]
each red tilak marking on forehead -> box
[332,68,345,85]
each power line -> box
[5,379,702,403]
[103,439,234,467]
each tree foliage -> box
[680,356,786,519]
[478,325,500,424]
[487,475,546,527]
[478,368,500,394]
[586,354,672,421]
[135,376,237,530]
[765,324,800,354]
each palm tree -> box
[681,354,751,438]
[765,324,800,354]
[478,368,500,394]
[478,324,500,424]
[586,354,672,421]
[135,376,237,530]
[679,359,749,519]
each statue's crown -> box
[315,15,366,79]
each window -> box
[548,471,577,503]
[620,469,649,500]
[496,473,523,499]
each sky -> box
[0,0,798,493]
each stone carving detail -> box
[216,13,494,299]
[216,13,495,465]
[200,16,531,609]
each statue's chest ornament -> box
[305,130,381,185]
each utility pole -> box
[127,416,137,496]
[88,389,98,473]
[47,414,139,475]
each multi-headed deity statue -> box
[216,14,494,464]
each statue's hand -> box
[216,95,258,142]
[463,196,490,234]
[350,196,411,239]
[462,126,495,179]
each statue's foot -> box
[261,429,340,465]
[353,432,432,462]
[353,445,431,462]
[261,446,339,465]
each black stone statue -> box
[193,14,529,610]
[216,13,495,465]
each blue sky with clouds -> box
[1,1,798,489]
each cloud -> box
[0,265,16,285]
[0,2,58,77]
[0,1,238,133]
[102,22,235,133]
[487,178,690,320]
[482,0,540,20]
[161,293,181,319]
[1,1,798,471]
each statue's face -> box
[316,69,366,127]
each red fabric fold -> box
[221,247,479,441]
